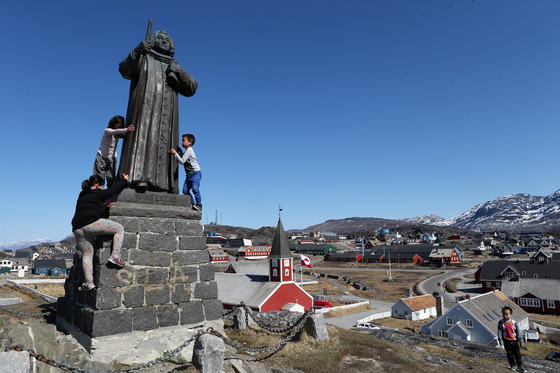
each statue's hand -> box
[134,41,152,56]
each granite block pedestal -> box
[57,190,223,364]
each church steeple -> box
[269,217,293,282]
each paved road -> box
[418,267,482,310]
[305,265,481,329]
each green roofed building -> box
[290,243,337,255]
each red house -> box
[237,245,271,259]
[428,248,460,263]
[208,248,229,263]
[216,219,313,312]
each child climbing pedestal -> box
[57,190,223,364]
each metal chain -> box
[212,308,312,356]
[0,305,51,317]
[2,302,314,371]
[8,331,201,373]
[221,306,238,317]
[243,304,312,334]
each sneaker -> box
[108,255,125,267]
[509,366,516,371]
[192,204,202,211]
[518,367,527,373]
[83,282,96,291]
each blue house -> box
[32,259,68,275]
[421,290,529,346]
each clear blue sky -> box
[1,1,560,244]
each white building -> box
[391,294,437,320]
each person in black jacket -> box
[71,173,129,291]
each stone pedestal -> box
[57,190,222,362]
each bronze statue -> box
[117,30,198,193]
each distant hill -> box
[205,225,277,244]
[1,238,52,251]
[297,190,560,235]
[295,217,470,237]
[400,190,560,233]
[13,189,560,250]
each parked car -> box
[355,323,380,330]
[432,291,440,297]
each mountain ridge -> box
[9,189,560,247]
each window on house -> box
[520,298,540,307]
[273,269,277,277]
[533,274,538,279]
[447,317,453,325]
[284,268,289,277]
[438,330,448,337]
[466,319,473,328]
[522,271,526,276]
[547,300,555,309]
[539,256,544,262]
[503,272,514,278]
[496,282,501,288]
[486,282,492,288]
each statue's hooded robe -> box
[117,31,198,193]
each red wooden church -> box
[216,218,313,312]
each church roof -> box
[268,219,291,258]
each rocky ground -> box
[367,328,560,373]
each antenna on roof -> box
[278,205,282,220]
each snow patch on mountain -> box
[403,190,560,232]
[1,238,52,251]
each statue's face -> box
[153,33,171,55]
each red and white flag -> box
[300,255,312,268]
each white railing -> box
[312,294,362,304]
[315,301,370,314]
[0,298,22,306]
[6,280,59,303]
[357,311,392,323]
[530,322,560,337]
[8,279,66,284]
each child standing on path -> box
[93,115,135,188]
[498,306,527,372]
[171,133,202,211]
[71,173,129,291]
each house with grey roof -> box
[475,259,560,292]
[224,260,269,276]
[421,290,529,346]
[32,258,67,275]
[216,218,313,312]
[428,247,460,264]
[501,278,560,314]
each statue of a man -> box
[117,30,198,193]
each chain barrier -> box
[7,331,200,373]
[242,303,312,334]
[0,305,51,317]
[2,302,314,370]
[210,308,312,363]
[221,305,238,317]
